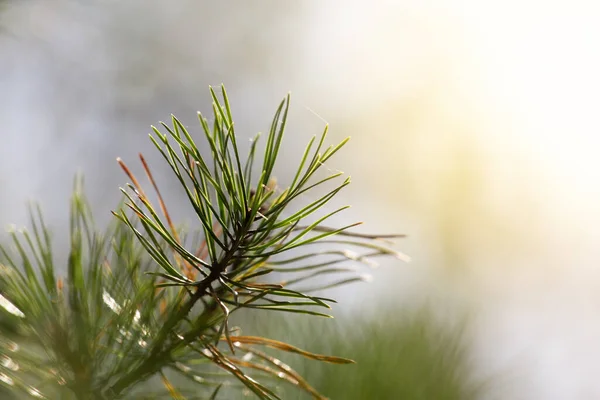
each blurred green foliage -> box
[236,308,480,400]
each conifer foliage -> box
[0,86,405,399]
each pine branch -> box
[0,85,407,400]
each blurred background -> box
[2,0,600,398]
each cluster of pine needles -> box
[0,86,406,399]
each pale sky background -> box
[2,1,600,398]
